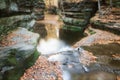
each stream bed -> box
[33,14,120,80]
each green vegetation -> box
[0,25,16,41]
[24,50,40,68]
[3,50,40,80]
[63,24,84,32]
[88,29,96,35]
[7,49,18,66]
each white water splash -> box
[37,38,73,55]
[55,27,59,38]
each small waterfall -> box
[35,14,91,80]
[56,27,59,38]
[37,38,73,55]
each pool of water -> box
[33,15,120,80]
[34,22,84,55]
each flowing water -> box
[33,14,120,80]
[33,14,85,80]
[34,14,84,55]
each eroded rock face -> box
[90,0,120,35]
[33,1,45,20]
[0,0,44,80]
[0,0,45,17]
[0,14,36,36]
[0,27,40,80]
[0,0,45,37]
[90,7,120,35]
[59,0,98,32]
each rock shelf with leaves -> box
[59,0,98,32]
[0,0,45,39]
[0,0,45,80]
[0,27,40,80]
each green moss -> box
[88,29,96,35]
[7,49,18,66]
[0,25,16,42]
[63,17,87,26]
[2,49,40,80]
[0,15,34,41]
[63,25,84,32]
[24,50,40,68]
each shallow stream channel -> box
[33,14,120,80]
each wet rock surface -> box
[20,46,97,80]
[21,44,120,80]
[0,0,45,17]
[47,49,96,73]
[73,27,120,79]
[48,50,84,74]
[81,43,120,74]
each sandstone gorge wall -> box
[0,0,45,80]
[0,0,45,37]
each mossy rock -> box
[2,50,40,80]
[0,0,6,10]
[0,27,40,80]
[63,17,88,26]
[0,14,34,38]
[63,24,85,32]
[90,18,120,35]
